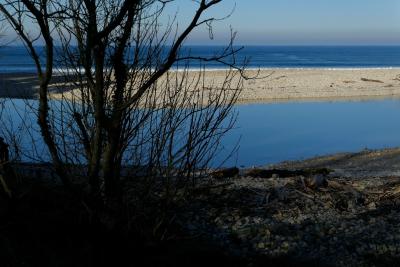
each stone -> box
[257,242,265,249]
[368,202,377,210]
[305,174,328,189]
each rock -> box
[327,179,343,189]
[282,241,289,248]
[264,229,271,239]
[257,242,265,249]
[305,174,328,189]
[368,202,377,210]
[272,187,289,201]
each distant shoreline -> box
[2,66,400,74]
[67,66,400,75]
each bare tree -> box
[0,0,246,213]
[0,1,71,187]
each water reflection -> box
[2,98,400,167]
[221,98,400,167]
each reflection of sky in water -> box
[2,98,400,168]
[219,99,400,167]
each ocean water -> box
[1,45,400,73]
[181,46,400,69]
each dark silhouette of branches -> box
[0,0,248,221]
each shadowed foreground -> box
[2,148,400,266]
[0,172,315,267]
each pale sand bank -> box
[232,68,400,102]
[1,68,400,102]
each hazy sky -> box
[4,0,400,46]
[175,0,400,45]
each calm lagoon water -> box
[219,98,400,167]
[3,98,400,167]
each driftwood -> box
[211,167,239,179]
[361,78,384,83]
[245,168,332,178]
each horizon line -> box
[3,43,400,47]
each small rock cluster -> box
[179,172,400,266]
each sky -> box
[173,0,400,45]
[3,0,400,46]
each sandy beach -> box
[233,68,400,102]
[1,68,400,102]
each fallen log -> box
[361,78,384,83]
[211,167,239,179]
[245,168,332,178]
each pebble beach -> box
[178,148,400,266]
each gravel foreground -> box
[3,148,400,266]
[178,149,400,267]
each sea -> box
[1,45,400,72]
[1,45,400,167]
